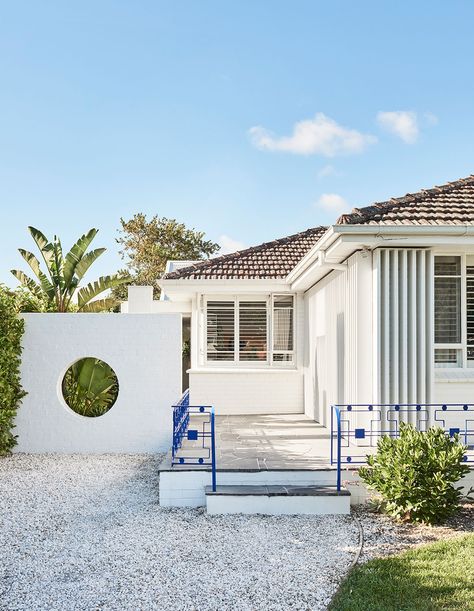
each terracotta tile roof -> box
[337,175,474,226]
[162,227,327,280]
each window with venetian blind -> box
[205,295,295,365]
[434,255,474,368]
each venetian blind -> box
[206,301,235,361]
[434,256,461,344]
[272,295,294,363]
[467,256,474,362]
[238,301,268,361]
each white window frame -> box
[202,294,296,368]
[434,253,473,370]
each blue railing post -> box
[172,406,176,462]
[211,407,217,492]
[335,407,342,492]
[330,405,334,465]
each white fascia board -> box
[289,224,474,291]
[158,278,290,301]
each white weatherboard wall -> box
[16,313,181,453]
[304,251,373,427]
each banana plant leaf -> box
[62,358,119,417]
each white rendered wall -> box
[15,313,181,453]
[303,251,373,427]
[189,370,304,414]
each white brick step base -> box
[159,462,340,508]
[205,485,351,515]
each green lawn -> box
[329,533,474,611]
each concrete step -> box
[205,484,351,515]
[159,452,340,507]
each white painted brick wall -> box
[189,370,304,414]
[15,313,181,453]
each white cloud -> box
[376,111,419,144]
[218,235,248,255]
[249,113,376,157]
[317,164,337,179]
[315,193,350,215]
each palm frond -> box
[63,229,99,285]
[10,269,44,300]
[77,274,129,309]
[50,238,65,298]
[74,248,106,282]
[18,249,55,300]
[79,297,118,313]
[28,227,55,277]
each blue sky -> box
[2,1,474,285]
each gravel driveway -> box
[0,455,359,611]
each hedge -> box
[0,286,26,454]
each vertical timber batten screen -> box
[375,249,433,414]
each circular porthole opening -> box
[61,357,119,418]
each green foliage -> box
[0,286,26,455]
[62,358,119,417]
[329,533,474,611]
[359,423,470,524]
[13,286,49,313]
[113,213,220,300]
[12,226,129,312]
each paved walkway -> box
[215,414,332,470]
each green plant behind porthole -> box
[62,358,119,417]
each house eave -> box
[158,277,291,300]
[288,223,474,291]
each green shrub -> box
[0,286,26,455]
[359,422,470,524]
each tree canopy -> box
[113,214,220,299]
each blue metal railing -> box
[331,403,474,491]
[171,389,217,492]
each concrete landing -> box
[216,414,332,470]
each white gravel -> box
[0,454,359,611]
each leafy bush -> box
[359,423,470,524]
[0,286,26,455]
